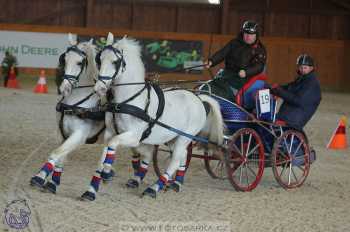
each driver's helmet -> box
[242,20,259,34]
[296,54,314,66]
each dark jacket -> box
[209,33,267,78]
[272,71,321,130]
[1,54,17,75]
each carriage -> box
[152,74,315,191]
[31,34,315,201]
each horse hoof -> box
[43,182,56,194]
[30,176,45,189]
[168,181,182,192]
[80,191,96,201]
[126,179,139,188]
[142,187,157,198]
[101,170,115,182]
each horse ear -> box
[122,35,128,39]
[106,32,114,46]
[88,38,94,45]
[68,33,77,46]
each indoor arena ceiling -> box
[134,0,221,4]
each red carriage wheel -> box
[271,130,310,189]
[153,143,192,178]
[204,150,227,179]
[225,128,265,191]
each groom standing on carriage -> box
[204,20,267,106]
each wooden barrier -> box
[0,23,348,91]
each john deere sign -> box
[0,30,76,68]
[79,35,203,74]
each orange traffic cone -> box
[6,66,20,89]
[327,116,348,149]
[33,70,48,94]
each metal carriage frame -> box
[152,88,313,192]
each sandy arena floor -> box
[0,87,349,232]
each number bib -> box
[258,89,271,114]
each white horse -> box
[81,32,224,200]
[30,34,108,194]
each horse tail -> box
[197,94,224,146]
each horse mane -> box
[114,37,145,79]
[77,41,98,83]
[114,37,142,60]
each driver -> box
[203,20,267,102]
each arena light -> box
[208,0,220,4]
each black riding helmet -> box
[296,54,314,66]
[242,20,259,34]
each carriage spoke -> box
[245,134,252,157]
[214,161,225,178]
[289,134,295,154]
[246,144,259,158]
[283,138,289,155]
[275,158,289,166]
[247,165,257,178]
[291,166,299,183]
[248,158,264,162]
[292,142,303,158]
[296,164,306,172]
[231,143,243,157]
[239,165,244,183]
[288,163,292,185]
[240,134,244,156]
[276,146,289,159]
[245,163,249,186]
[280,162,288,177]
[220,162,225,178]
[214,161,222,173]
[230,157,243,163]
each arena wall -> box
[0,23,348,91]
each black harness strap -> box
[140,83,165,141]
[112,113,119,135]
[109,82,149,136]
[107,83,165,142]
[57,106,106,143]
[119,84,148,105]
[56,93,106,144]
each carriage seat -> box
[235,73,268,110]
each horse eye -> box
[77,62,83,66]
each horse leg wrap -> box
[43,166,63,193]
[135,161,149,181]
[127,161,149,188]
[166,167,186,192]
[39,161,55,178]
[131,154,141,173]
[30,161,55,188]
[101,147,116,181]
[174,166,186,184]
[51,167,63,186]
[89,171,102,193]
[154,173,169,192]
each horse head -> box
[94,32,144,97]
[59,33,98,97]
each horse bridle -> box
[96,45,126,86]
[60,45,88,87]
